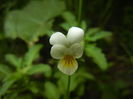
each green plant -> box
[0,44,51,97]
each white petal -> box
[68,43,83,58]
[58,55,78,75]
[49,32,67,45]
[50,44,66,59]
[67,27,84,44]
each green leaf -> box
[114,80,127,89]
[86,28,112,42]
[4,93,33,99]
[0,73,22,96]
[61,11,87,31]
[0,64,12,75]
[0,33,5,40]
[61,12,77,30]
[81,21,87,30]
[5,54,22,68]
[130,56,133,65]
[85,44,108,70]
[27,64,51,77]
[54,72,67,95]
[99,83,118,99]
[44,82,60,99]
[23,44,42,67]
[55,67,95,94]
[62,12,77,25]
[27,82,39,94]
[70,68,95,91]
[11,94,33,99]
[4,0,65,43]
[0,79,15,96]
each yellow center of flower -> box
[58,55,78,75]
[60,55,76,67]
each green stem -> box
[65,0,71,11]
[77,0,83,26]
[66,76,71,99]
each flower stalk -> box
[77,0,83,26]
[65,75,71,99]
[49,27,84,98]
[50,4,84,98]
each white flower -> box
[49,27,84,75]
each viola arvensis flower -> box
[49,27,84,75]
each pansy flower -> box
[49,27,84,75]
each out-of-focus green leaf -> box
[0,79,15,96]
[81,21,87,30]
[14,94,33,99]
[85,44,108,70]
[54,72,67,95]
[55,68,94,95]
[99,83,118,99]
[86,28,112,42]
[61,12,77,30]
[27,64,51,77]
[130,56,133,65]
[0,64,12,75]
[76,85,85,97]
[23,44,42,67]
[27,82,39,94]
[70,68,94,91]
[5,54,22,68]
[61,11,87,30]
[0,72,22,96]
[114,80,127,89]
[4,0,65,43]
[0,33,5,40]
[4,92,18,99]
[44,82,60,99]
[5,94,33,99]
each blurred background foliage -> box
[0,0,133,99]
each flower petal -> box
[67,27,84,44]
[68,43,83,58]
[49,32,67,45]
[58,55,78,75]
[50,44,66,59]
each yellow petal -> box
[58,55,78,75]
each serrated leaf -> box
[27,64,51,77]
[85,44,108,70]
[86,28,112,41]
[5,54,22,68]
[23,44,42,67]
[4,0,65,43]
[44,82,60,99]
